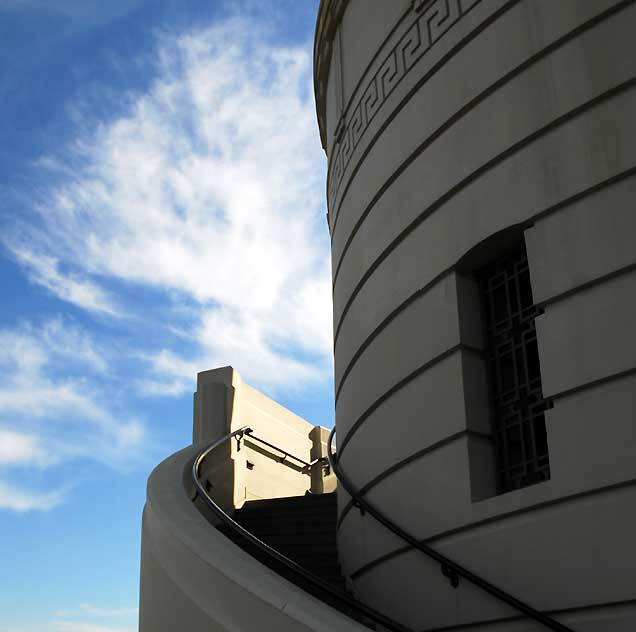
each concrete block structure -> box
[139,367,343,632]
[314,0,636,629]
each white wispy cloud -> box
[0,9,330,514]
[5,12,331,397]
[10,248,122,317]
[0,480,66,512]
[0,318,147,511]
[0,0,144,29]
[0,430,46,466]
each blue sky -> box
[0,1,331,630]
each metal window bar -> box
[478,249,551,492]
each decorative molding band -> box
[329,0,635,282]
[421,597,636,632]
[327,0,484,219]
[548,364,636,404]
[537,261,636,311]
[334,266,455,403]
[332,75,636,348]
[314,0,349,149]
[346,476,636,580]
[335,201,636,406]
[333,168,636,513]
[335,343,483,460]
[336,429,492,529]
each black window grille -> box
[478,247,550,493]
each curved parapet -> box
[139,445,367,632]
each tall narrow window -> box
[478,246,550,493]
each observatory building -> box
[139,1,636,630]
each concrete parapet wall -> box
[139,446,363,632]
[192,366,333,511]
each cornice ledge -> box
[313,0,349,150]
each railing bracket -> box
[192,425,414,632]
[353,499,365,516]
[441,564,460,588]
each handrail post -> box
[309,426,336,493]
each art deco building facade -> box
[315,0,636,628]
[139,1,636,630]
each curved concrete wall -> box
[315,0,636,629]
[139,446,366,632]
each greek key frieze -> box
[350,103,365,147]
[425,0,460,44]
[399,20,425,73]
[328,0,484,214]
[362,77,381,123]
[379,50,402,99]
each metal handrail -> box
[327,427,575,632]
[243,428,327,472]
[192,426,414,632]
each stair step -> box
[237,506,336,519]
[242,493,337,505]
[237,519,336,531]
[238,494,336,513]
[255,535,336,547]
[213,493,378,629]
[235,521,334,532]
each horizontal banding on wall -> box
[341,482,636,629]
[347,476,636,580]
[333,59,636,358]
[335,239,636,528]
[324,1,413,208]
[333,168,636,472]
[537,269,636,398]
[337,430,491,530]
[328,0,630,253]
[327,0,505,228]
[334,267,636,532]
[525,175,636,304]
[334,272,484,451]
[336,347,492,490]
[334,169,636,405]
[335,0,632,354]
[337,368,636,533]
[332,83,636,414]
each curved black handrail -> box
[192,426,413,632]
[243,428,325,471]
[327,427,575,632]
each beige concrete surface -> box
[193,366,331,509]
[315,0,636,629]
[139,446,366,632]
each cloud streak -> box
[10,249,122,317]
[0,480,66,512]
[5,15,331,398]
[0,9,330,513]
[0,318,147,511]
